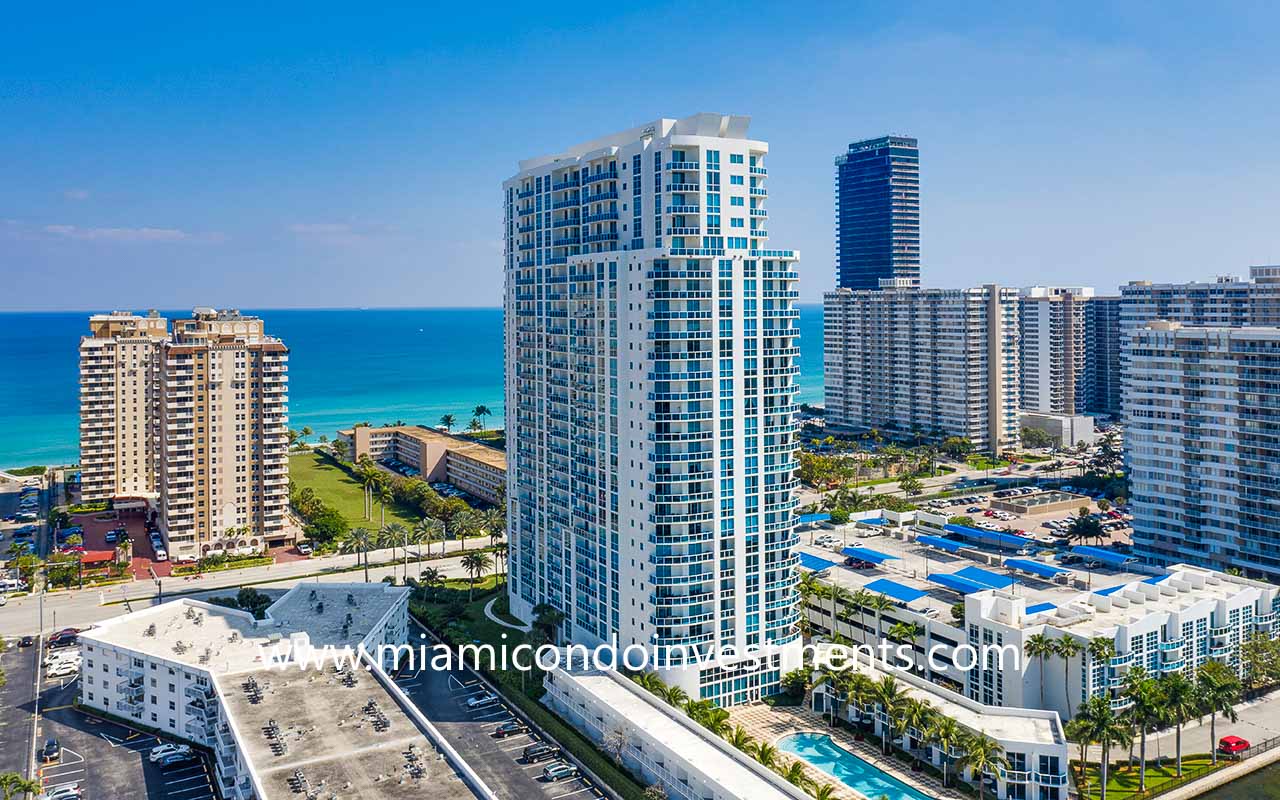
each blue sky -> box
[3,1,1279,310]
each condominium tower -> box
[1086,295,1123,414]
[1018,287,1093,415]
[1124,321,1280,581]
[1120,265,1280,332]
[78,309,292,560]
[834,136,921,290]
[503,113,802,704]
[823,284,1021,454]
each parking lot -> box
[923,486,1132,548]
[66,509,172,578]
[35,675,216,800]
[0,636,38,778]
[394,620,605,800]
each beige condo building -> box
[78,309,292,560]
[336,425,506,505]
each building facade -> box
[78,309,292,560]
[79,311,170,501]
[337,424,506,504]
[834,135,920,290]
[1019,287,1093,415]
[1085,296,1122,414]
[1120,266,1280,333]
[503,114,802,703]
[823,284,1021,454]
[1124,322,1280,580]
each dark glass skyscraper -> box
[834,135,920,289]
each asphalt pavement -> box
[0,635,38,779]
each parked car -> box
[1219,736,1250,755]
[493,720,529,738]
[19,636,34,647]
[523,743,562,763]
[465,692,499,710]
[843,558,875,570]
[543,762,580,782]
[40,784,81,800]
[47,662,79,679]
[158,752,198,770]
[296,541,313,555]
[149,743,193,762]
[40,738,61,762]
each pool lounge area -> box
[778,732,936,800]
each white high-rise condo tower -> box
[503,114,802,704]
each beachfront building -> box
[1018,287,1093,416]
[543,664,806,800]
[77,309,293,561]
[797,519,1279,723]
[78,311,170,501]
[834,135,921,290]
[337,424,506,504]
[1085,295,1122,415]
[1124,321,1280,581]
[503,113,803,703]
[823,283,1021,454]
[76,583,485,800]
[1119,266,1280,333]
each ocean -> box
[0,304,825,468]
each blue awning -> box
[916,535,962,553]
[865,578,928,604]
[955,566,1018,590]
[1142,574,1169,584]
[798,513,831,524]
[944,524,1035,552]
[1026,602,1057,614]
[1094,584,1126,596]
[928,572,992,595]
[1071,545,1137,568]
[841,546,899,564]
[798,552,836,572]
[1005,558,1069,579]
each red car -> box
[1218,736,1250,755]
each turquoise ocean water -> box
[0,304,824,468]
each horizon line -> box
[0,301,830,314]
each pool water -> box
[777,732,937,800]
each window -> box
[730,175,744,185]
[729,154,744,164]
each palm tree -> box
[493,542,509,583]
[1197,660,1241,765]
[725,725,755,752]
[865,593,894,641]
[1160,672,1198,777]
[926,716,963,787]
[1086,695,1133,800]
[416,517,445,558]
[478,508,506,546]
[1063,717,1095,799]
[460,552,493,601]
[473,405,492,426]
[660,684,688,708]
[1054,637,1084,716]
[1024,633,1056,709]
[0,772,42,800]
[888,621,926,674]
[812,784,838,800]
[828,585,852,637]
[779,760,811,791]
[897,697,935,765]
[450,509,478,553]
[750,742,779,771]
[439,414,457,432]
[376,484,393,529]
[339,527,375,582]
[379,522,409,580]
[845,672,876,727]
[956,732,1009,800]
[632,672,664,694]
[872,674,906,754]
[1123,667,1162,791]
[419,567,444,600]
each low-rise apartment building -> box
[337,424,506,505]
[77,583,484,800]
[824,283,1021,454]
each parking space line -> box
[552,787,595,799]
[471,709,508,720]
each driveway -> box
[0,635,38,778]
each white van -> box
[153,548,168,562]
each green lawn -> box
[289,451,423,529]
[1075,756,1224,800]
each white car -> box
[47,663,79,679]
[149,743,193,763]
[153,548,168,562]
[41,784,81,800]
[44,654,80,669]
[466,692,499,710]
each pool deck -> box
[730,703,968,800]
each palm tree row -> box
[1065,657,1243,800]
[336,506,505,585]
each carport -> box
[840,546,898,565]
[1070,545,1136,568]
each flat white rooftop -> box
[84,583,407,674]
[559,668,796,799]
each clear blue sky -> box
[3,1,1278,310]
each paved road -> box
[0,549,481,635]
[0,636,38,779]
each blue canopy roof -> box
[1143,574,1169,584]
[1005,558,1069,579]
[928,572,991,595]
[841,546,899,564]
[865,578,928,604]
[916,535,962,553]
[1025,602,1057,614]
[1071,545,1137,568]
[955,566,1019,590]
[798,513,831,524]
[797,552,836,572]
[1094,584,1126,596]
[944,524,1035,552]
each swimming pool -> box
[777,732,936,800]
[797,552,837,572]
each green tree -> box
[1054,637,1085,717]
[927,716,963,788]
[1123,666,1162,790]
[898,474,923,497]
[439,414,457,432]
[473,405,492,425]
[871,675,905,755]
[1197,660,1241,765]
[0,772,42,800]
[1160,672,1199,777]
[956,732,1008,800]
[460,552,493,601]
[1073,695,1132,800]
[1020,426,1055,449]
[1024,633,1056,709]
[339,527,375,582]
[1068,507,1105,547]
